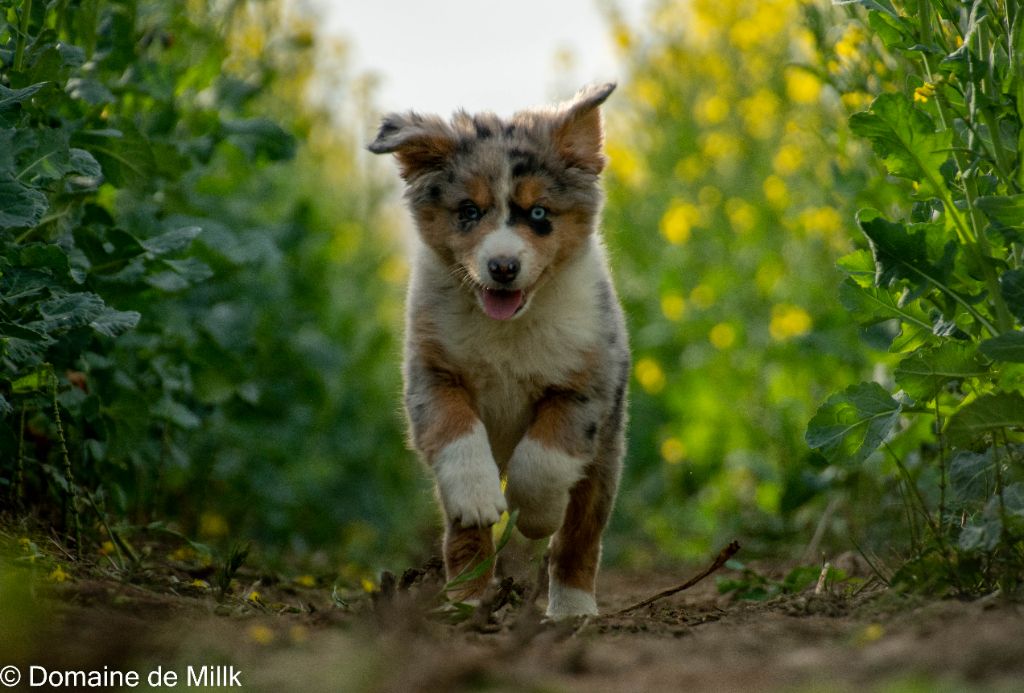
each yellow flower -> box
[785,67,822,104]
[48,566,69,583]
[191,579,210,590]
[855,623,885,645]
[661,437,686,464]
[913,83,936,103]
[694,93,730,125]
[673,155,704,183]
[835,25,864,60]
[247,624,275,646]
[763,175,789,208]
[199,511,229,539]
[661,293,686,321]
[632,78,663,110]
[739,90,780,140]
[799,206,845,240]
[99,541,115,556]
[660,199,700,245]
[295,574,316,588]
[635,358,666,395]
[709,323,737,350]
[247,590,265,606]
[841,91,873,111]
[700,131,741,163]
[770,304,813,341]
[606,142,647,189]
[772,143,804,176]
[725,198,756,234]
[361,577,376,593]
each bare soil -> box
[3,532,1024,693]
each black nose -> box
[487,256,520,284]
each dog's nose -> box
[487,256,520,284]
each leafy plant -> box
[0,0,427,570]
[717,560,840,601]
[807,0,1024,594]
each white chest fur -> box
[409,237,610,465]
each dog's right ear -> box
[368,112,456,181]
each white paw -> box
[505,438,586,539]
[434,422,507,527]
[546,581,598,619]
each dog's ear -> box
[368,112,456,180]
[552,83,615,174]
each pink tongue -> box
[481,289,524,320]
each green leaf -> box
[89,307,141,337]
[222,118,297,162]
[36,292,105,332]
[65,78,114,105]
[836,249,876,287]
[838,278,932,330]
[0,176,48,228]
[0,82,49,111]
[151,397,202,430]
[980,332,1024,362]
[74,127,157,188]
[806,382,902,465]
[833,0,899,20]
[857,209,944,289]
[946,393,1024,445]
[10,365,53,393]
[868,10,913,49]
[895,343,989,402]
[977,194,1024,230]
[1000,269,1024,321]
[849,93,952,193]
[19,244,69,274]
[140,226,202,256]
[948,450,993,504]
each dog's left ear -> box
[553,82,615,174]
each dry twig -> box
[614,540,741,616]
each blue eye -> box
[530,206,547,221]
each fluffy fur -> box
[370,83,630,618]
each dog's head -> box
[369,83,614,321]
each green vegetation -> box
[805,0,1024,593]
[1,0,1022,598]
[0,0,425,571]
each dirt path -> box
[3,540,1024,693]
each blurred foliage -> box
[599,0,897,563]
[0,0,427,569]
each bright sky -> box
[312,0,648,117]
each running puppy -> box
[369,84,629,618]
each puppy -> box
[369,84,629,618]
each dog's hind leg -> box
[546,458,619,619]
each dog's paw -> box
[434,423,507,528]
[546,581,598,619]
[505,437,587,539]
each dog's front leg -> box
[406,368,505,598]
[504,389,599,541]
[505,388,612,618]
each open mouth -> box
[479,287,526,321]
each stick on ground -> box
[614,540,741,616]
